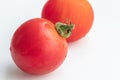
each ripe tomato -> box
[42,0,94,42]
[10,18,68,75]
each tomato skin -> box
[42,0,94,42]
[10,18,68,75]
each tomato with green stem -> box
[10,18,73,75]
[42,0,94,42]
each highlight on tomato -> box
[42,0,94,42]
[10,18,73,75]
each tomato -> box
[42,0,94,42]
[10,18,68,75]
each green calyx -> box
[55,22,75,38]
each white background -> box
[0,0,120,80]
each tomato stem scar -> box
[55,22,75,38]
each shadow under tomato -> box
[5,64,44,80]
[5,63,63,80]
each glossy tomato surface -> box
[10,18,68,75]
[42,0,94,42]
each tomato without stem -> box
[42,0,94,42]
[10,18,68,75]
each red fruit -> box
[10,18,68,75]
[42,0,94,42]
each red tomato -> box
[42,0,94,42]
[10,18,68,75]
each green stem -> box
[55,22,75,38]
